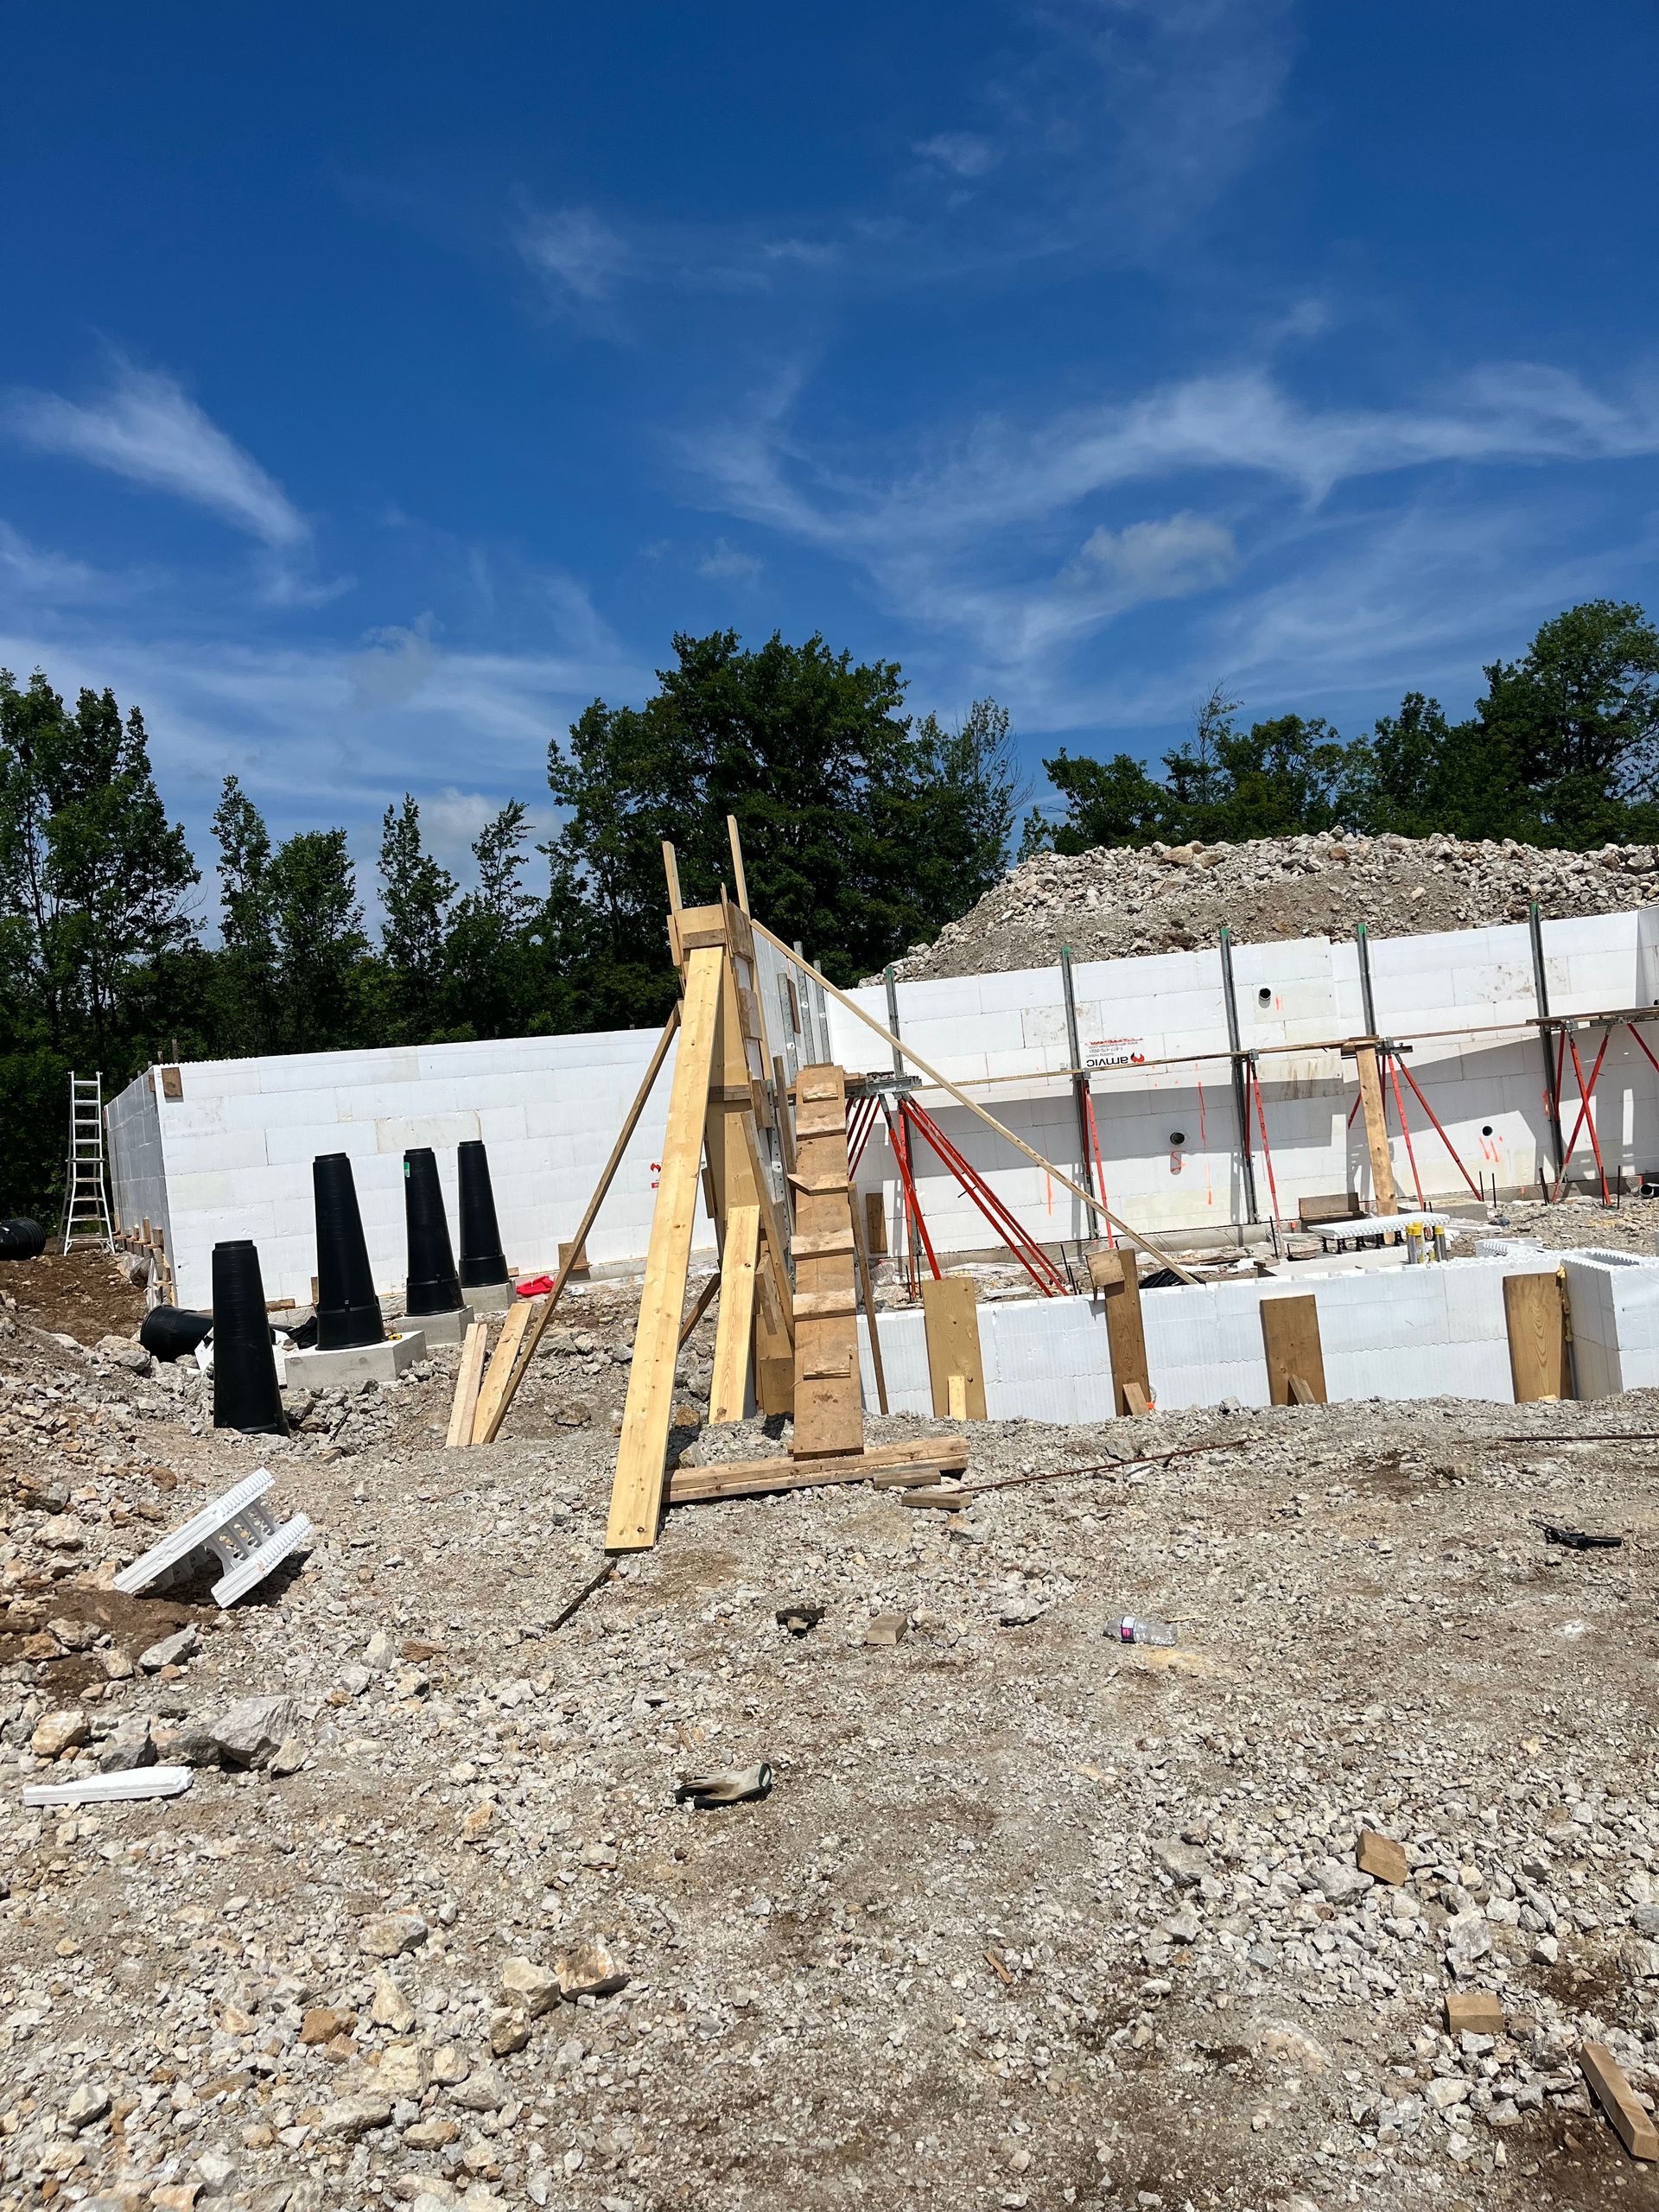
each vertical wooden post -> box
[607,947,725,1550]
[1354,1045,1399,1215]
[851,1179,888,1416]
[1260,1294,1327,1405]
[920,1275,986,1419]
[1092,1247,1152,1417]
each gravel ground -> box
[4,1259,1659,2212]
[880,834,1659,981]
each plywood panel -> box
[1504,1270,1570,1402]
[921,1274,987,1419]
[1260,1294,1327,1405]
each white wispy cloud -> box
[0,520,108,604]
[696,537,765,582]
[1070,512,1236,597]
[8,360,308,549]
[914,131,1001,179]
[514,207,633,305]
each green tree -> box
[547,630,1016,1016]
[208,776,278,1053]
[267,829,370,1052]
[440,802,533,1038]
[1466,599,1659,845]
[0,670,198,1054]
[378,796,455,1041]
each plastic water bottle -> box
[1114,1614,1177,1646]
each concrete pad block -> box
[404,1306,472,1345]
[285,1330,427,1387]
[466,1280,515,1313]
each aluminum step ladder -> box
[62,1071,114,1254]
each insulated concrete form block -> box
[264,1121,376,1169]
[372,1111,481,1154]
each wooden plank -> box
[791,1063,865,1460]
[708,1205,760,1423]
[445,1321,488,1448]
[1261,1294,1328,1406]
[474,1005,681,1443]
[1287,1373,1317,1407]
[606,946,724,1550]
[726,811,749,913]
[677,1270,720,1350]
[864,1191,887,1256]
[666,1436,964,1506]
[791,1229,855,1259]
[1097,1248,1153,1418]
[470,1297,537,1443]
[1504,1270,1571,1403]
[1581,2041,1659,2161]
[748,916,1200,1282]
[1353,1046,1399,1215]
[947,1374,968,1420]
[921,1275,987,1420]
[789,1172,849,1197]
[1122,1381,1152,1418]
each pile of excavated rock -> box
[880,832,1659,980]
[5,1261,1659,2211]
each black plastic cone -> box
[404,1147,462,1315]
[314,1154,385,1350]
[212,1241,287,1435]
[456,1139,509,1289]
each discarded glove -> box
[675,1762,773,1809]
[775,1604,824,1636]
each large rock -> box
[499,1955,560,2017]
[554,1938,628,1999]
[361,1910,428,1960]
[210,1695,302,1770]
[31,1707,91,1759]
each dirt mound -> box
[882,832,1659,982]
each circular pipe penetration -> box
[456,1138,509,1289]
[211,1239,287,1436]
[404,1147,463,1316]
[313,1153,386,1351]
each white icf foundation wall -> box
[855,1248,1659,1421]
[107,904,1659,1311]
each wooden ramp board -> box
[791,1065,865,1460]
[665,1436,965,1505]
[470,1297,537,1443]
[1260,1294,1328,1406]
[606,946,726,1549]
[920,1275,987,1420]
[1504,1270,1571,1402]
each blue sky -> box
[3,0,1658,891]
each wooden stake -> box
[749,918,1198,1283]
[445,1321,488,1447]
[850,1175,889,1415]
[709,1205,760,1421]
[607,946,725,1549]
[1352,1045,1399,1215]
[470,1296,537,1443]
[472,1006,680,1444]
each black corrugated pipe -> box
[0,1218,47,1260]
[455,1139,509,1290]
[313,1154,385,1350]
[404,1147,462,1315]
[140,1306,213,1362]
[211,1241,287,1435]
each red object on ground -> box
[516,1274,556,1297]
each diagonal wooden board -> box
[606,946,726,1549]
[445,1320,488,1447]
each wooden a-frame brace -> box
[606,855,796,1549]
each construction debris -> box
[674,1762,774,1808]
[113,1466,313,1606]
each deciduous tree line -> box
[3,602,1656,1220]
